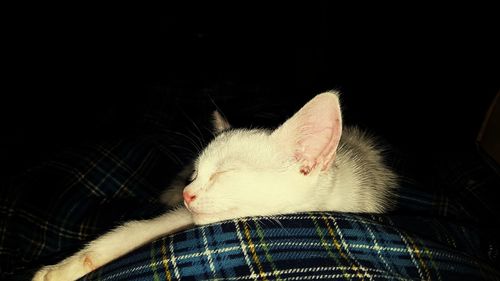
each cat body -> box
[33,91,397,281]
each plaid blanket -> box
[80,212,499,281]
[1,111,499,280]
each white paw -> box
[32,252,97,281]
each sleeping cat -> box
[33,91,397,281]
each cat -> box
[33,91,397,281]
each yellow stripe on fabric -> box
[253,219,283,281]
[309,213,353,281]
[234,220,258,278]
[385,218,425,280]
[243,220,268,281]
[403,232,432,281]
[150,240,161,281]
[321,215,366,281]
[161,236,173,281]
[421,243,443,281]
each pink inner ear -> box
[272,92,342,174]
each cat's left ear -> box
[212,110,231,134]
[271,91,342,175]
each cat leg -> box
[32,207,193,281]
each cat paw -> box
[32,252,97,281]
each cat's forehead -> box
[212,128,270,147]
[197,128,272,167]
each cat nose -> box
[183,192,196,204]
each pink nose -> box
[183,192,196,204]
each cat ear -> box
[212,110,231,134]
[271,91,342,175]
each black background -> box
[3,3,499,184]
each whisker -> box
[186,127,204,153]
[163,130,203,154]
[167,144,198,159]
[156,145,184,166]
[207,94,229,122]
[252,218,263,230]
[263,217,289,234]
[177,105,206,150]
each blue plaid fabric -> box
[81,212,499,281]
[1,111,499,280]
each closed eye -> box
[209,169,236,182]
[185,170,197,185]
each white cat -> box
[33,91,397,281]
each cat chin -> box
[190,209,238,225]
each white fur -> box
[33,91,397,280]
[32,208,193,281]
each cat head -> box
[183,91,343,224]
